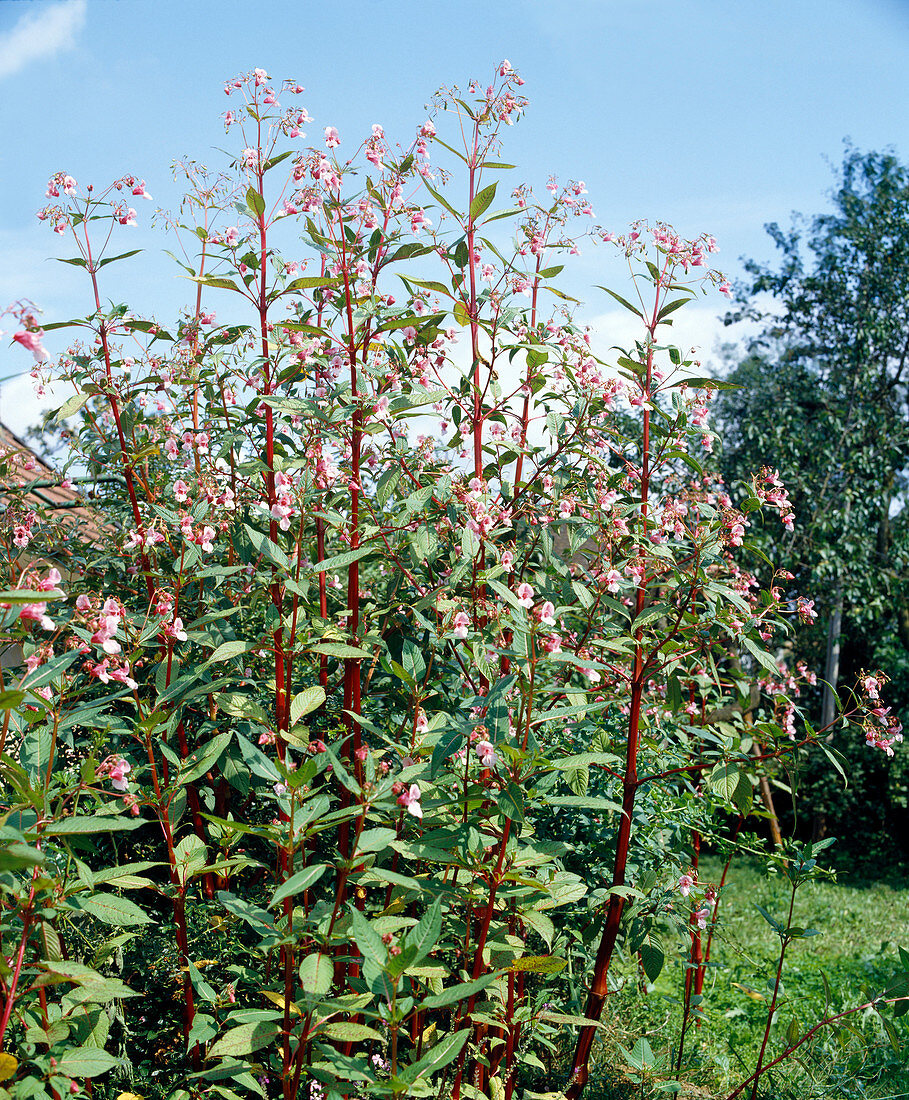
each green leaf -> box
[0,589,69,605]
[298,952,333,995]
[421,972,499,1009]
[262,149,294,173]
[180,731,233,785]
[708,762,741,804]
[597,285,643,319]
[401,638,427,682]
[496,781,525,822]
[506,955,567,974]
[55,1047,119,1077]
[423,181,461,219]
[547,796,621,812]
[431,727,465,778]
[321,1021,383,1042]
[640,940,665,983]
[349,906,387,969]
[674,376,741,391]
[188,275,246,294]
[208,640,250,663]
[408,899,442,966]
[246,187,266,218]
[469,182,498,221]
[68,893,154,927]
[732,771,754,816]
[755,904,783,933]
[398,1028,471,1083]
[741,635,780,676]
[209,1021,280,1058]
[290,686,325,723]
[309,642,373,659]
[310,545,374,574]
[539,1011,604,1029]
[174,835,207,886]
[243,523,290,570]
[97,249,143,269]
[283,275,339,293]
[215,693,268,724]
[520,910,555,949]
[54,392,92,422]
[269,864,327,908]
[45,815,143,836]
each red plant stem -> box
[726,996,909,1100]
[699,816,744,1007]
[83,251,153,604]
[675,831,702,1073]
[747,880,797,1100]
[565,267,666,1099]
[466,117,483,484]
[0,878,36,1047]
[450,818,513,1100]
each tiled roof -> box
[0,422,109,549]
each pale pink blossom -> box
[453,611,470,639]
[476,740,498,768]
[397,783,422,819]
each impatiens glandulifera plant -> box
[2,64,907,1100]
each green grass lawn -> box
[582,855,909,1100]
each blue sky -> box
[2,0,909,435]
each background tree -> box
[715,145,909,852]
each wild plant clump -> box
[1,63,906,1100]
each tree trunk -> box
[821,582,843,732]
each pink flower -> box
[501,550,514,572]
[476,740,498,768]
[539,600,556,626]
[605,569,623,594]
[516,582,534,608]
[163,617,188,644]
[109,758,131,791]
[324,126,340,148]
[109,663,138,691]
[410,209,432,234]
[19,603,54,631]
[131,180,153,201]
[453,611,470,639]
[542,632,562,654]
[13,329,49,363]
[862,674,880,699]
[694,905,711,930]
[678,874,694,897]
[397,782,422,819]
[420,120,436,138]
[797,597,817,624]
[173,479,190,502]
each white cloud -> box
[587,304,757,377]
[0,0,86,81]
